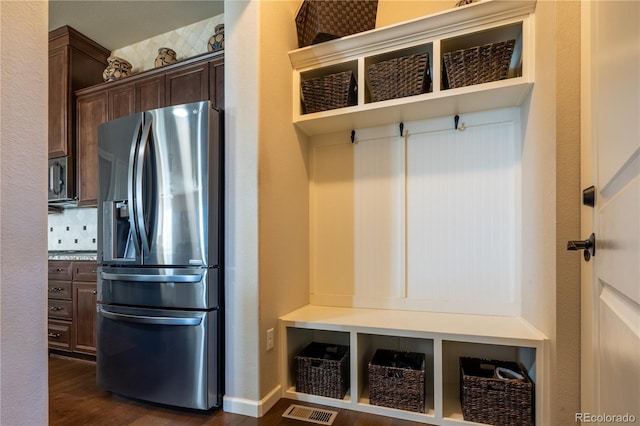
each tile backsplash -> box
[111,14,224,74]
[48,208,97,251]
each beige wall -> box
[554,1,581,423]
[0,1,49,425]
[520,1,581,424]
[257,0,311,399]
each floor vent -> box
[282,404,338,425]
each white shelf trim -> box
[281,305,547,343]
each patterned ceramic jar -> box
[102,56,132,82]
[154,47,177,68]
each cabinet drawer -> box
[73,261,98,282]
[47,280,72,300]
[48,299,73,319]
[48,260,73,280]
[48,320,72,351]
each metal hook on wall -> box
[399,122,404,137]
[454,114,466,131]
[351,130,356,144]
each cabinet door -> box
[48,319,72,351]
[73,281,97,355]
[165,61,209,107]
[136,75,166,112]
[73,261,98,282]
[209,55,225,108]
[49,46,70,158]
[76,91,108,206]
[108,82,135,120]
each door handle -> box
[567,233,596,261]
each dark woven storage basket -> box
[295,0,378,48]
[301,70,357,114]
[296,342,350,399]
[442,39,516,89]
[368,349,426,413]
[368,53,431,102]
[460,357,534,426]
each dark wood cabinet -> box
[76,91,108,206]
[48,26,109,159]
[136,75,166,112]
[73,282,97,355]
[209,55,225,109]
[165,61,210,107]
[48,260,98,357]
[75,51,224,207]
[108,82,136,120]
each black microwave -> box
[48,157,75,204]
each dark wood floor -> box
[49,355,424,426]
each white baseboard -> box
[223,384,282,418]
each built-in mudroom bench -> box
[280,0,547,424]
[280,305,545,424]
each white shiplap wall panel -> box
[354,137,406,299]
[407,122,516,310]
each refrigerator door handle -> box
[135,120,152,257]
[128,120,144,256]
[100,271,204,283]
[99,308,202,326]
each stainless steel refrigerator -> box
[96,101,223,410]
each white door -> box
[581,0,640,422]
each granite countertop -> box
[48,251,98,261]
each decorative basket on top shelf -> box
[368,349,426,413]
[301,70,357,114]
[459,357,534,426]
[368,52,431,102]
[442,39,516,89]
[295,0,378,48]
[295,342,350,399]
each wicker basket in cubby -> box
[442,39,516,89]
[368,349,426,413]
[460,357,534,426]
[301,70,357,114]
[368,52,431,102]
[295,342,350,399]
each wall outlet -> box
[266,328,275,351]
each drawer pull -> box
[48,332,61,338]
[48,287,63,292]
[49,306,63,311]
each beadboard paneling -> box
[309,109,521,316]
[354,136,406,299]
[406,121,517,310]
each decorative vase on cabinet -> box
[154,47,177,67]
[208,24,225,52]
[103,56,132,82]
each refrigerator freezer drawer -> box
[98,266,220,310]
[96,304,222,410]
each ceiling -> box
[49,1,224,51]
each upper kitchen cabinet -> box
[289,0,535,136]
[75,51,224,206]
[49,26,109,158]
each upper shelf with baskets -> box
[289,0,536,136]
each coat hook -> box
[399,122,404,137]
[351,130,356,144]
[454,115,459,130]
